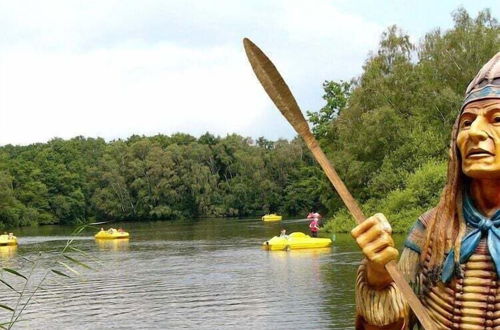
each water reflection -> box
[0,245,17,259]
[95,239,130,251]
[265,247,332,259]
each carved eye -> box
[462,120,472,128]
[494,116,500,124]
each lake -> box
[0,218,403,329]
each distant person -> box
[309,216,319,238]
[313,212,323,226]
[8,233,13,239]
[118,228,124,233]
[279,229,288,238]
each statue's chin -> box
[463,167,500,180]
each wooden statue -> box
[352,52,500,329]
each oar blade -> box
[243,38,311,137]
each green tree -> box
[307,80,352,141]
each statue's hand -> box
[351,213,398,288]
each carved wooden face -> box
[457,99,500,179]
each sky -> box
[0,0,498,146]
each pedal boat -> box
[0,234,18,246]
[262,214,282,221]
[95,229,129,239]
[262,232,332,251]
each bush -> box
[324,160,446,233]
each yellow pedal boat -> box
[262,232,332,251]
[0,234,18,246]
[262,214,282,221]
[95,229,130,239]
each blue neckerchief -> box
[441,193,500,283]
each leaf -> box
[51,269,70,278]
[21,257,34,264]
[2,268,27,280]
[89,221,111,226]
[69,246,103,266]
[72,225,87,235]
[63,254,92,270]
[57,261,80,276]
[68,246,101,261]
[0,321,14,329]
[0,304,14,312]
[0,279,20,294]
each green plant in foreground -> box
[0,224,99,329]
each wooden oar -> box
[243,37,434,329]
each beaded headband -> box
[462,52,500,110]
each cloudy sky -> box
[0,0,498,145]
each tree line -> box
[0,8,498,232]
[0,133,334,228]
[319,8,499,233]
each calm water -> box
[0,218,404,329]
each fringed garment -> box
[355,210,500,330]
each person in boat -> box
[309,215,320,238]
[351,52,500,329]
[279,229,289,238]
[8,233,13,239]
[118,228,124,233]
[313,212,323,226]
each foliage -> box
[0,135,329,226]
[322,8,499,233]
[307,80,352,141]
[323,160,447,233]
[0,224,96,329]
[0,8,497,234]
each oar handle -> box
[304,132,435,330]
[385,260,435,329]
[302,132,365,222]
